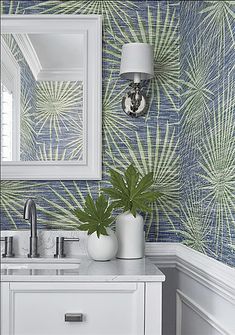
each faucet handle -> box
[0,236,15,258]
[54,237,79,258]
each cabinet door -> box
[9,282,144,335]
[1,282,10,335]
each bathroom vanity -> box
[1,257,165,335]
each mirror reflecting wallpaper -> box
[1,33,84,162]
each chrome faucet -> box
[23,199,40,258]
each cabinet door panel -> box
[1,283,10,335]
[9,282,144,335]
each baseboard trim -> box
[145,243,235,304]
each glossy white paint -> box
[145,282,162,334]
[1,282,145,335]
[1,257,165,335]
[2,233,234,334]
[1,15,102,180]
[146,243,235,335]
[176,289,231,335]
[1,282,10,335]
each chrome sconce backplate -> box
[122,83,148,118]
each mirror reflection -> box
[1,33,84,162]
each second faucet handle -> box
[54,237,79,258]
[0,236,15,258]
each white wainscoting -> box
[145,243,235,335]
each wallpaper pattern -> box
[0,1,234,267]
[179,1,235,266]
[35,80,84,161]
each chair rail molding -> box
[145,243,235,303]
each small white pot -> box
[116,211,145,259]
[87,228,118,261]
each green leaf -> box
[109,169,129,195]
[99,226,108,236]
[103,204,114,219]
[132,199,152,213]
[102,187,124,200]
[103,218,114,226]
[72,194,114,237]
[84,194,98,217]
[88,226,97,235]
[96,194,108,219]
[105,165,161,214]
[134,172,154,196]
[125,164,139,195]
[73,208,92,223]
[78,223,90,231]
[130,205,137,217]
[136,191,162,202]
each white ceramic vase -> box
[116,211,145,259]
[87,228,118,261]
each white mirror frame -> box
[1,15,102,180]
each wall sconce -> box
[120,43,154,118]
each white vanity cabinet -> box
[1,281,162,335]
[1,258,165,335]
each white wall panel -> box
[147,243,235,335]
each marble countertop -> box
[1,256,165,282]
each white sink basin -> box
[1,262,80,270]
[1,258,81,274]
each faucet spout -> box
[23,199,40,258]
[24,199,37,237]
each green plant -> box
[72,194,114,238]
[102,165,162,217]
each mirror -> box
[1,15,102,180]
[1,33,84,162]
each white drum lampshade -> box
[120,43,154,82]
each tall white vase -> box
[116,211,145,259]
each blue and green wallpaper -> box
[0,1,234,267]
[179,1,235,266]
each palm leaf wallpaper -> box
[0,0,234,267]
[35,80,84,160]
[180,0,235,266]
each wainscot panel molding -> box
[176,289,231,335]
[146,243,235,335]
